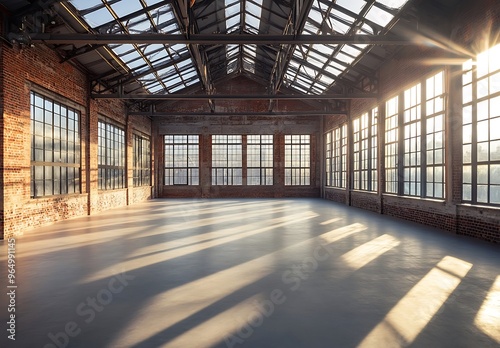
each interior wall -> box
[0,14,4,238]
[323,0,500,243]
[154,76,323,198]
[0,39,153,239]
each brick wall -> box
[324,187,347,204]
[351,191,380,213]
[156,76,321,198]
[0,19,4,238]
[0,41,153,239]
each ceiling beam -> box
[269,0,315,112]
[128,111,346,116]
[26,33,412,45]
[173,0,215,111]
[92,93,377,100]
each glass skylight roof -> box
[66,0,410,96]
[70,0,200,94]
[284,0,410,94]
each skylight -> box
[284,0,410,94]
[70,0,200,94]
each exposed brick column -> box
[88,98,99,214]
[448,65,464,206]
[275,131,284,198]
[0,40,4,239]
[201,133,211,198]
[126,113,133,205]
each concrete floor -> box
[0,198,499,348]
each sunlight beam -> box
[107,223,366,347]
[79,211,318,284]
[358,256,473,348]
[320,218,343,225]
[164,294,264,348]
[341,234,401,271]
[475,275,500,343]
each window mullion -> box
[421,81,427,198]
[472,65,478,204]
[398,91,405,195]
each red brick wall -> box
[351,191,380,213]
[0,18,4,237]
[0,42,152,239]
[156,77,321,198]
[324,188,347,204]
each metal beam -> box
[129,111,346,116]
[173,0,215,111]
[92,93,377,100]
[27,33,412,45]
[269,0,314,112]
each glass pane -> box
[477,142,489,162]
[491,186,500,204]
[491,165,500,185]
[477,185,488,203]
[463,184,472,201]
[478,165,488,185]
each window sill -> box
[30,193,85,200]
[382,194,446,204]
[457,203,500,211]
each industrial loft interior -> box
[0,0,499,347]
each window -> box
[285,135,310,185]
[164,135,199,185]
[403,83,422,196]
[133,134,151,187]
[330,125,348,188]
[98,118,125,190]
[463,44,500,205]
[385,71,445,198]
[385,71,446,197]
[30,91,81,197]
[325,132,332,186]
[247,135,273,185]
[212,135,242,185]
[426,71,445,198]
[353,108,378,191]
[385,96,399,194]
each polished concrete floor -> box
[0,198,499,348]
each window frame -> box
[353,107,378,192]
[325,131,332,186]
[98,117,126,191]
[285,134,311,186]
[133,133,151,187]
[383,70,446,198]
[385,96,399,194]
[30,90,82,198]
[462,44,500,205]
[403,82,422,196]
[247,135,274,186]
[211,135,243,186]
[164,135,200,186]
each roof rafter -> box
[172,0,215,111]
[91,92,377,100]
